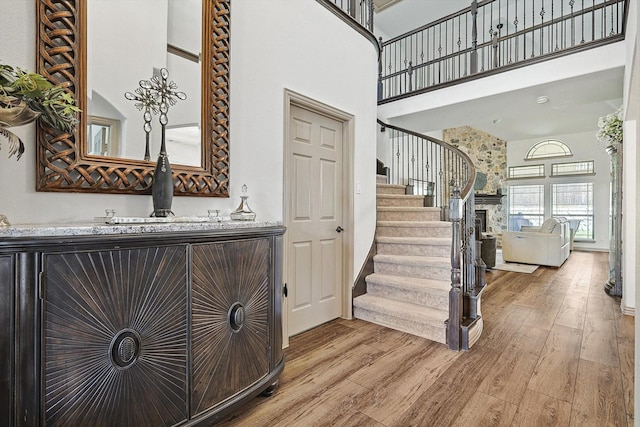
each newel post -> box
[470,0,479,74]
[447,186,463,351]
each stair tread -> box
[376,236,450,245]
[366,273,450,292]
[374,254,450,266]
[354,294,448,321]
[377,206,440,212]
[377,220,450,227]
[376,194,424,199]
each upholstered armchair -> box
[502,217,571,267]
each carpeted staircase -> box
[353,176,451,344]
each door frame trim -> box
[282,89,355,347]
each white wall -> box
[507,130,612,251]
[623,0,639,319]
[623,0,640,419]
[0,0,378,286]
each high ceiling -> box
[381,67,624,142]
[373,0,624,142]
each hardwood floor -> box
[219,251,634,426]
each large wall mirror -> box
[36,0,229,196]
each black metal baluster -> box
[457,16,462,79]
[561,0,565,50]
[489,0,494,69]
[553,0,558,51]
[395,131,400,186]
[609,0,615,36]
[592,0,596,41]
[506,0,512,64]
[437,24,441,84]
[420,30,425,89]
[603,0,607,38]
[540,3,545,57]
[532,0,536,57]
[514,0,519,62]
[411,135,416,187]
[581,0,586,43]
[570,0,575,47]
[522,0,527,59]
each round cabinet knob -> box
[228,302,245,332]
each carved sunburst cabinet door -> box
[43,246,188,427]
[191,238,271,414]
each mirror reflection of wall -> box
[87,0,202,167]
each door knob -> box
[336,226,344,233]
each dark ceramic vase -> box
[152,138,173,217]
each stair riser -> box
[377,242,450,257]
[377,226,452,238]
[377,211,440,221]
[353,307,446,344]
[376,175,387,184]
[374,261,450,281]
[376,186,406,195]
[376,197,424,207]
[366,282,449,308]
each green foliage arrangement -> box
[0,64,80,160]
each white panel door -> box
[287,104,343,336]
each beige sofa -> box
[502,218,571,267]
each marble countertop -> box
[0,219,284,238]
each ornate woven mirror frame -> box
[35,0,229,196]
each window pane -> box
[508,164,544,179]
[526,139,572,159]
[552,183,594,240]
[508,185,544,231]
[551,161,594,176]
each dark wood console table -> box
[0,223,285,426]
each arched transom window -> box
[525,139,572,160]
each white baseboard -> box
[620,303,635,316]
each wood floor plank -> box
[479,305,532,350]
[511,389,573,426]
[523,304,562,331]
[527,325,582,403]
[353,341,460,425]
[510,324,550,355]
[286,321,357,361]
[283,332,384,384]
[511,280,552,308]
[450,391,518,427]
[272,378,372,427]
[570,359,627,427]
[389,346,502,426]
[478,348,540,404]
[580,315,620,367]
[617,337,635,426]
[554,292,588,330]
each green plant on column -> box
[597,107,623,297]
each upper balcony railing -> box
[323,0,375,32]
[379,0,627,103]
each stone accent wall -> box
[443,126,507,235]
